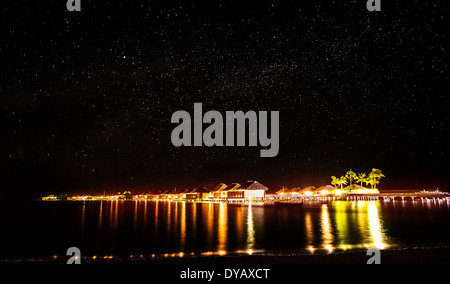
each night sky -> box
[1,0,449,199]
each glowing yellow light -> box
[368,202,387,250]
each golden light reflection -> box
[113,200,119,232]
[304,213,314,248]
[334,201,349,249]
[167,201,172,237]
[109,201,114,228]
[206,203,214,245]
[367,202,388,249]
[192,203,197,240]
[154,200,159,230]
[143,200,148,232]
[246,202,255,253]
[180,201,186,250]
[97,201,103,236]
[321,204,334,253]
[218,202,227,253]
[335,201,389,250]
[174,201,179,226]
[133,200,138,232]
[235,206,243,241]
[81,203,86,234]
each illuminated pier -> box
[42,189,449,203]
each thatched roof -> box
[299,186,317,193]
[240,180,269,191]
[343,184,368,191]
[225,183,241,191]
[275,187,290,195]
[316,185,335,192]
[195,187,211,193]
[214,183,228,192]
[288,187,302,194]
[186,188,197,194]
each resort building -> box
[227,180,268,202]
[343,184,379,194]
[184,189,198,200]
[212,183,229,200]
[275,187,290,195]
[298,186,317,195]
[288,187,302,195]
[196,187,213,200]
[315,185,334,195]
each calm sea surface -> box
[1,200,450,259]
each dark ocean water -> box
[1,200,450,260]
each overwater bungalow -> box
[176,189,190,200]
[288,187,303,195]
[275,187,290,195]
[196,187,212,200]
[215,183,240,201]
[298,186,317,196]
[315,185,334,195]
[212,183,228,200]
[184,189,198,200]
[228,180,268,202]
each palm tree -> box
[356,173,368,187]
[337,176,348,189]
[368,168,385,189]
[331,176,339,189]
[346,170,358,187]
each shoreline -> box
[2,247,450,264]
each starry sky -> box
[1,0,449,199]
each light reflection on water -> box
[246,202,255,254]
[218,202,227,254]
[60,199,450,258]
[4,199,449,260]
[321,204,334,253]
